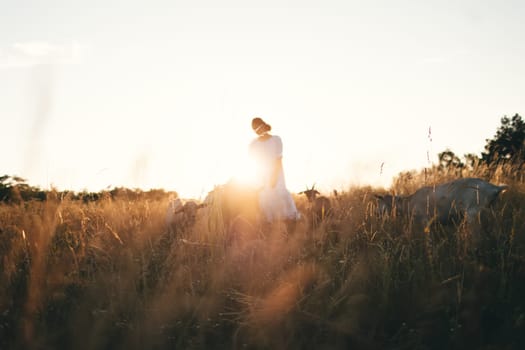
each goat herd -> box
[166,177,508,240]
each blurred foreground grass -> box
[1,170,525,350]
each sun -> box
[228,153,258,187]
[197,131,260,191]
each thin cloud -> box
[0,41,89,69]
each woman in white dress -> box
[249,117,299,225]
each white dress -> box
[249,135,299,222]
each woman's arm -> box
[270,157,283,188]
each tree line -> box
[0,175,173,204]
[437,113,524,175]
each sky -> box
[1,0,524,199]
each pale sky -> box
[1,0,524,198]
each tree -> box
[482,114,525,166]
[463,153,480,171]
[0,175,27,202]
[0,175,46,203]
[438,149,464,170]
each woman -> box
[249,117,299,225]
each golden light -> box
[230,157,258,187]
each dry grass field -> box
[1,165,525,349]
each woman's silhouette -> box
[249,117,299,227]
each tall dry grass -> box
[1,163,525,349]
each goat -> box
[166,197,206,234]
[375,177,508,236]
[299,185,332,223]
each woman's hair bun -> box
[252,117,271,134]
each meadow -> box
[1,165,525,350]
